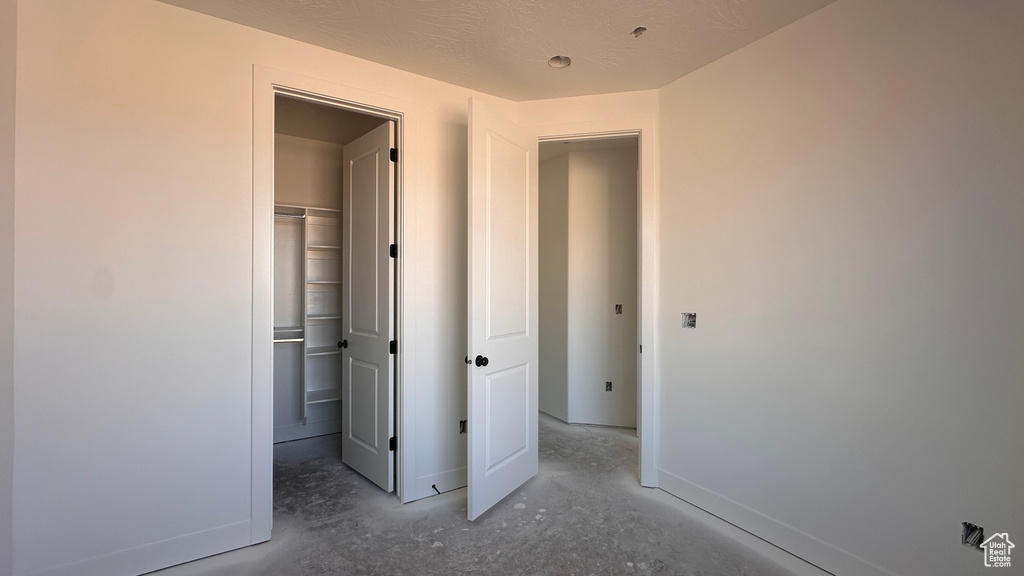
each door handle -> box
[339,339,348,349]
[474,355,489,367]
[464,356,472,364]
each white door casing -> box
[342,121,395,492]
[467,98,539,520]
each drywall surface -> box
[518,90,658,129]
[274,95,386,146]
[538,154,569,422]
[566,149,637,427]
[539,147,639,428]
[657,1,1024,575]
[12,0,514,574]
[274,134,344,210]
[0,0,15,573]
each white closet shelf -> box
[307,346,342,357]
[307,280,341,285]
[307,389,342,404]
[275,203,339,214]
[308,314,341,321]
[307,244,341,251]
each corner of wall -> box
[538,152,570,423]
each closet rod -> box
[274,213,306,219]
[273,338,305,343]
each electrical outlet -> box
[682,312,696,328]
[606,381,613,392]
[962,522,984,549]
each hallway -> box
[154,415,795,576]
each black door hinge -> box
[389,436,397,451]
[390,340,397,354]
[389,243,397,258]
[459,420,467,434]
[390,148,398,162]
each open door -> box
[342,121,395,492]
[467,98,539,520]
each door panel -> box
[349,144,382,336]
[484,364,530,472]
[348,359,380,452]
[484,132,531,340]
[342,121,395,492]
[467,98,539,520]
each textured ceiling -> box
[158,0,835,101]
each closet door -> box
[341,122,395,492]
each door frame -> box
[534,119,659,487]
[252,65,409,542]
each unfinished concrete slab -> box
[152,414,802,576]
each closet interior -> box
[273,95,388,444]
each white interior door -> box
[467,98,539,520]
[342,121,395,492]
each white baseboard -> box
[658,468,899,576]
[20,520,251,576]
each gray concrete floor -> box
[153,414,796,576]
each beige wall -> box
[539,154,569,422]
[517,90,659,128]
[274,134,345,210]
[656,1,1024,575]
[566,148,638,427]
[11,1,512,574]
[0,0,15,574]
[540,147,639,428]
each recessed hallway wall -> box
[540,142,638,428]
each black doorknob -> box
[339,340,348,349]
[475,355,489,367]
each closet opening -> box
[272,94,400,500]
[537,135,640,451]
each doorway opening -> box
[271,94,400,511]
[537,135,640,450]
